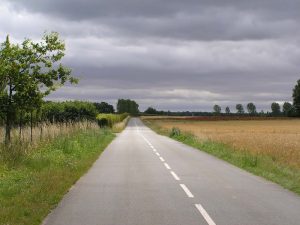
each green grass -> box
[0,129,115,225]
[144,120,300,195]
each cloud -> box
[1,0,299,111]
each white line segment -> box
[170,171,180,181]
[164,163,171,170]
[180,184,194,198]
[195,204,217,225]
[159,157,165,162]
[156,152,160,156]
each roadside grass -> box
[143,120,300,195]
[0,129,115,225]
[112,116,130,133]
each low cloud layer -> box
[1,0,299,111]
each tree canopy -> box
[247,103,257,115]
[94,102,114,114]
[293,79,300,116]
[213,105,221,114]
[236,104,244,114]
[0,32,77,143]
[271,102,281,115]
[117,99,139,115]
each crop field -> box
[144,118,300,168]
[142,117,300,194]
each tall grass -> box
[112,116,130,133]
[0,121,98,163]
[0,129,115,225]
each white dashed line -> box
[164,163,171,170]
[159,157,165,162]
[195,204,217,225]
[170,171,180,181]
[180,184,194,198]
[136,120,217,225]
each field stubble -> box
[145,119,300,169]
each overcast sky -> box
[1,0,299,111]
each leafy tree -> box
[236,104,244,114]
[283,102,293,116]
[144,107,158,114]
[247,103,257,115]
[0,32,77,143]
[213,105,221,114]
[225,106,230,114]
[94,102,114,114]
[293,79,300,116]
[271,102,281,115]
[117,99,139,115]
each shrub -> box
[96,113,129,128]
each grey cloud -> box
[1,0,300,111]
[5,0,300,41]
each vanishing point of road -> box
[43,118,300,225]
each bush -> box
[170,127,181,137]
[96,113,129,128]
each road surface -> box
[43,118,300,225]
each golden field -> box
[144,118,300,169]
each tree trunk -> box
[4,82,13,145]
[4,111,11,144]
[30,111,33,143]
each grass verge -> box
[112,116,130,133]
[0,129,115,225]
[143,120,300,195]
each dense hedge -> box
[0,101,102,126]
[42,101,98,123]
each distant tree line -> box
[144,79,300,117]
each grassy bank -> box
[112,116,130,133]
[0,129,115,225]
[143,119,300,195]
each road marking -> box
[164,163,171,170]
[171,171,180,181]
[159,157,165,162]
[195,204,217,225]
[180,184,194,198]
[153,149,157,152]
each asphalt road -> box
[43,118,300,225]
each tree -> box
[94,102,114,114]
[247,103,257,115]
[225,106,230,114]
[293,79,300,116]
[271,102,281,115]
[0,32,77,143]
[283,102,293,116]
[236,104,244,114]
[117,99,139,114]
[144,107,158,114]
[213,105,221,114]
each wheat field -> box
[147,119,300,168]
